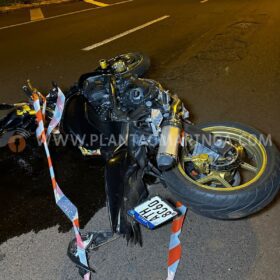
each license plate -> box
[128,196,178,229]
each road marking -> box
[200,0,208,3]
[0,0,132,31]
[84,0,109,7]
[82,15,170,51]
[30,8,44,21]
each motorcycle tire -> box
[163,121,280,219]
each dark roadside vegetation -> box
[0,0,77,7]
[0,0,39,6]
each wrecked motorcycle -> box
[1,52,280,246]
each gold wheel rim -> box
[180,126,268,191]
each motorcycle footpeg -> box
[86,231,117,250]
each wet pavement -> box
[0,143,106,244]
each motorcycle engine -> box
[83,75,172,121]
[82,74,188,166]
[117,78,161,110]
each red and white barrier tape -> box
[46,88,65,136]
[32,91,91,280]
[167,202,187,280]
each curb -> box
[0,0,79,13]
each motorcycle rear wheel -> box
[163,121,280,219]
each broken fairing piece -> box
[67,231,120,276]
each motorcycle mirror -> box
[22,85,33,98]
[23,80,41,98]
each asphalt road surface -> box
[0,0,280,279]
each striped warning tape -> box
[167,202,187,280]
[46,88,65,137]
[32,90,91,280]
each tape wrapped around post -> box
[32,91,91,280]
[167,202,187,280]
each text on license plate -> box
[128,196,178,229]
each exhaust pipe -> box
[157,97,182,171]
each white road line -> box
[200,0,208,3]
[82,15,170,51]
[84,0,109,7]
[30,8,44,21]
[0,0,133,31]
